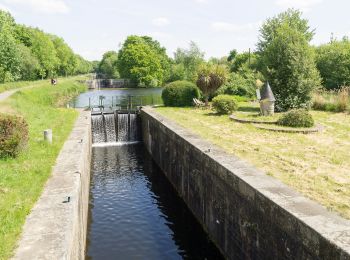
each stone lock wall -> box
[141,107,350,260]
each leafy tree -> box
[98,51,119,78]
[0,11,22,83]
[196,63,228,105]
[167,63,185,82]
[230,51,258,72]
[29,28,59,78]
[75,55,93,74]
[17,44,40,80]
[51,36,77,76]
[227,49,237,62]
[316,37,350,89]
[257,8,314,53]
[174,41,205,82]
[117,35,168,86]
[260,24,320,111]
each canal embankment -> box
[141,106,350,260]
[13,111,91,259]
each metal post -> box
[89,97,91,109]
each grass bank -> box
[0,75,89,94]
[156,105,350,219]
[0,78,86,259]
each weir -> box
[91,110,141,144]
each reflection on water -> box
[86,144,224,260]
[70,88,163,108]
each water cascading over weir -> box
[91,110,141,145]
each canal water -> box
[70,88,163,108]
[86,144,224,260]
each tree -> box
[227,49,237,62]
[196,63,228,105]
[260,24,320,111]
[51,36,77,76]
[117,35,168,87]
[257,8,314,53]
[316,37,350,89]
[17,44,40,80]
[29,29,59,78]
[174,41,205,82]
[98,51,119,78]
[0,11,22,83]
[230,51,258,72]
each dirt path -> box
[0,85,35,103]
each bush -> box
[277,109,314,128]
[212,95,238,114]
[216,70,257,98]
[0,113,28,158]
[162,80,200,107]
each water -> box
[91,113,140,144]
[70,88,163,108]
[86,145,224,260]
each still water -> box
[86,144,224,260]
[70,88,163,108]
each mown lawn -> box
[0,78,86,259]
[156,105,350,220]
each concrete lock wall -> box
[13,111,91,260]
[141,107,350,260]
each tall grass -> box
[312,87,350,112]
[0,79,86,259]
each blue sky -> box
[1,0,350,61]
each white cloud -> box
[152,17,170,27]
[275,0,323,11]
[211,21,260,33]
[194,0,208,3]
[5,0,69,14]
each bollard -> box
[44,129,52,143]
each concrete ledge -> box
[141,107,350,260]
[13,111,91,260]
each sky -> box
[1,0,350,61]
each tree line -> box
[0,10,93,83]
[96,9,350,111]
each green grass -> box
[156,104,350,220]
[0,75,89,93]
[0,78,86,259]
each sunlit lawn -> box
[156,104,350,220]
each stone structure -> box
[13,111,91,260]
[141,107,350,260]
[260,82,275,116]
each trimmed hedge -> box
[162,80,200,107]
[0,114,28,158]
[212,95,238,114]
[277,109,314,128]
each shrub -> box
[212,95,238,114]
[0,113,29,158]
[277,109,314,128]
[162,80,200,107]
[216,70,257,98]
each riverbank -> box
[0,78,87,259]
[155,106,350,220]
